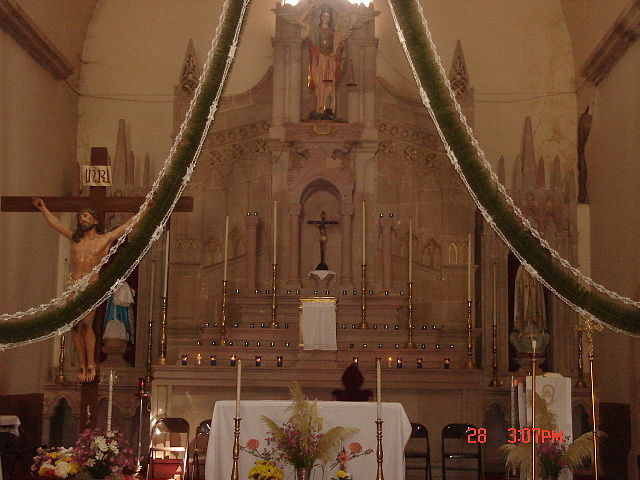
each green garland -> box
[0,0,251,346]
[389,0,640,333]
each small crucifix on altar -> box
[306,211,338,270]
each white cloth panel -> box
[301,300,337,350]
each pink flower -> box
[348,442,362,454]
[246,439,260,451]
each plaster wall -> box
[560,0,631,75]
[587,39,640,404]
[0,24,80,392]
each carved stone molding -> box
[0,0,73,79]
[581,0,640,85]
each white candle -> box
[235,358,242,418]
[362,200,366,265]
[107,370,114,432]
[510,376,516,428]
[223,216,229,280]
[376,358,381,419]
[492,263,497,327]
[273,200,277,265]
[162,229,170,297]
[408,217,413,282]
[467,233,472,302]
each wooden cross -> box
[306,211,338,270]
[1,147,193,429]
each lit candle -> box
[273,200,277,265]
[387,356,393,368]
[235,359,242,418]
[255,355,261,367]
[362,200,366,265]
[467,233,472,302]
[107,370,114,432]
[277,356,283,367]
[181,354,188,365]
[210,355,217,366]
[376,358,381,418]
[408,217,413,282]
[416,358,423,369]
[396,358,403,369]
[223,216,229,280]
[162,229,170,297]
[230,355,236,366]
[196,353,202,366]
[493,263,497,327]
[511,377,517,428]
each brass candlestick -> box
[159,296,168,365]
[221,279,228,345]
[574,327,587,388]
[135,379,150,474]
[358,264,369,329]
[580,315,602,479]
[145,262,155,386]
[54,333,69,384]
[230,417,241,480]
[375,419,384,480]
[465,300,475,368]
[404,281,415,348]
[488,321,502,387]
[269,263,279,328]
[531,344,537,480]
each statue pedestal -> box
[308,270,336,291]
[102,338,128,367]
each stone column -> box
[340,204,354,287]
[380,217,394,290]
[287,203,302,288]
[244,214,259,291]
[287,41,302,122]
[271,42,286,138]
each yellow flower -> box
[337,470,348,478]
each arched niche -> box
[49,397,78,447]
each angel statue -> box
[277,1,378,118]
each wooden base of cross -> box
[1,146,193,432]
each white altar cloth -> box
[206,401,411,480]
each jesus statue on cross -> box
[32,197,141,382]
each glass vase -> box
[295,467,312,480]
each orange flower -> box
[246,439,260,451]
[348,442,362,454]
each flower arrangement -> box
[247,459,284,480]
[31,446,81,479]
[72,428,135,479]
[262,382,358,470]
[500,393,604,478]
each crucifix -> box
[306,211,338,270]
[1,147,193,428]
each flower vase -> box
[296,468,312,480]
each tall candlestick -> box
[223,216,229,280]
[408,217,413,282]
[362,200,366,265]
[235,359,242,418]
[467,233,472,302]
[162,229,170,297]
[492,262,497,327]
[376,358,381,419]
[510,376,516,428]
[273,200,277,265]
[107,370,114,432]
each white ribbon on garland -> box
[386,0,639,333]
[0,0,251,348]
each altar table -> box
[205,401,411,480]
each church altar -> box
[205,400,411,480]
